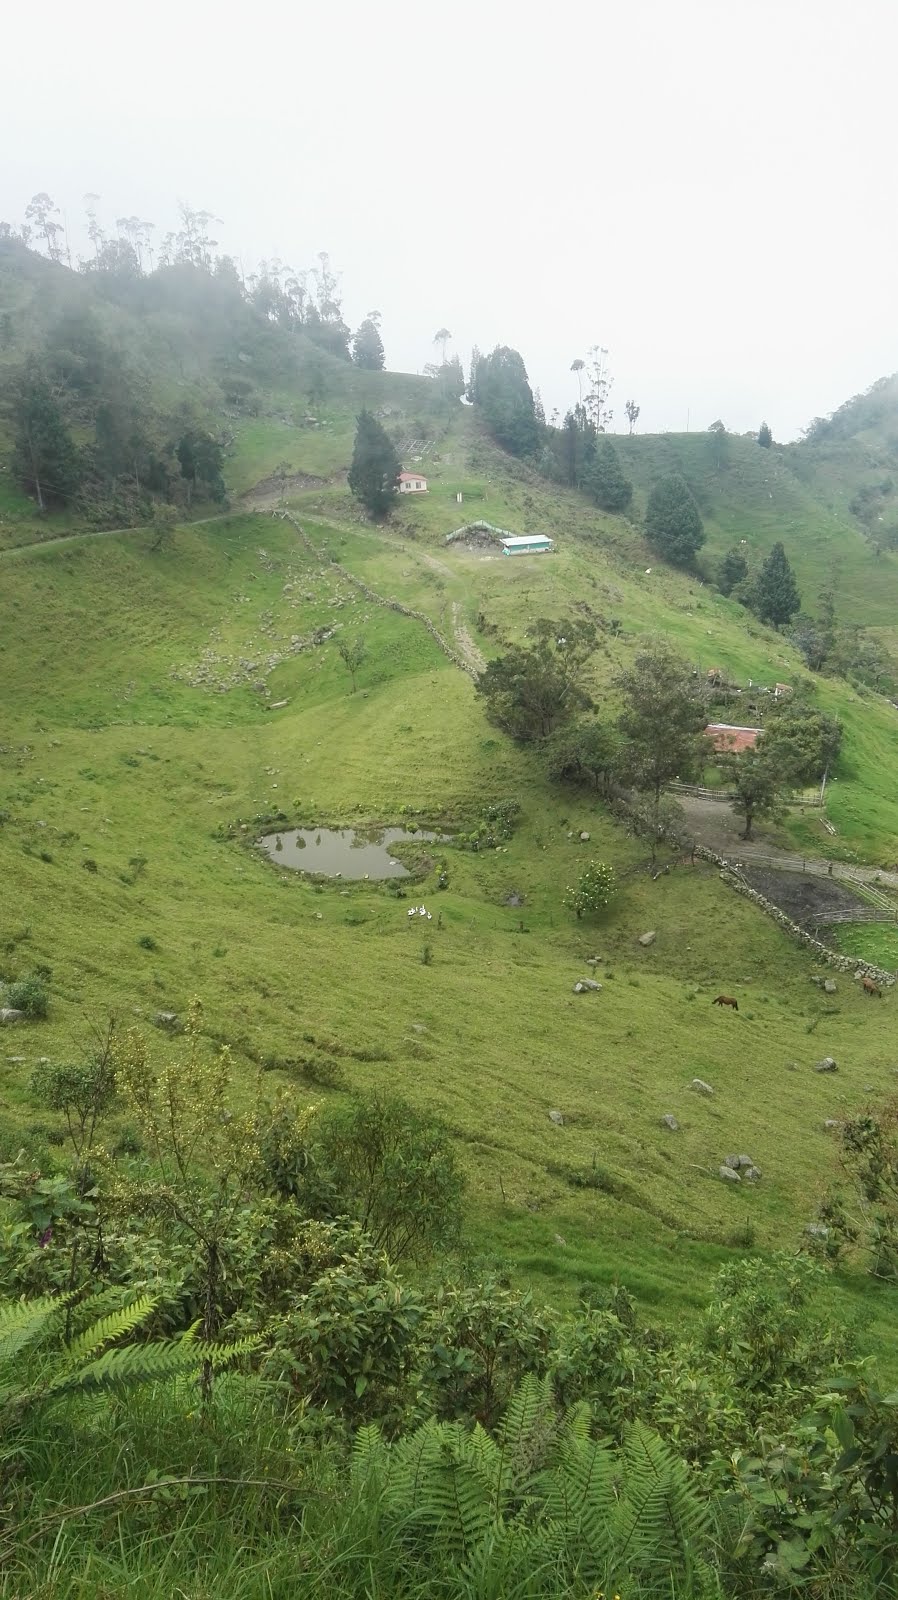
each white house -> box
[399,470,428,494]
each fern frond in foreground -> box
[0,1291,257,1419]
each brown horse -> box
[861,975,882,999]
[713,995,739,1010]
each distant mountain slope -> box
[614,426,898,628]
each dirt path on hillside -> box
[414,552,486,672]
[0,513,229,560]
[451,602,487,673]
[677,792,898,890]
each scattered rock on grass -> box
[824,979,838,995]
[548,1110,565,1126]
[579,831,590,842]
[661,1113,679,1131]
[823,1118,841,1131]
[719,1165,741,1182]
[814,1057,838,1073]
[638,931,656,947]
[573,978,602,993]
[154,1011,182,1032]
[690,1078,714,1095]
[0,1010,24,1026]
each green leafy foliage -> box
[455,798,521,850]
[4,972,49,1018]
[565,860,617,919]
[307,1094,464,1263]
[617,641,705,802]
[645,474,705,565]
[760,697,842,784]
[176,428,226,504]
[723,746,786,840]
[758,420,773,447]
[475,617,596,741]
[348,409,401,517]
[545,718,627,797]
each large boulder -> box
[0,1009,23,1026]
[719,1165,741,1182]
[154,1011,182,1032]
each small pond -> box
[256,826,445,879]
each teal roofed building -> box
[501,535,554,556]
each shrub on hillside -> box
[565,860,617,918]
[457,799,521,849]
[4,973,49,1019]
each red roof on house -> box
[399,470,426,480]
[704,724,761,754]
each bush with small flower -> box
[565,859,617,919]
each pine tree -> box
[352,317,385,370]
[644,475,705,565]
[718,546,748,596]
[474,346,539,458]
[348,409,401,517]
[584,440,633,512]
[752,541,801,626]
[758,421,773,448]
[12,372,81,510]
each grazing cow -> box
[712,995,739,1010]
[861,975,882,999]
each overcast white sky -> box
[2,0,896,440]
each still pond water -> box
[255,826,444,879]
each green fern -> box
[0,1290,258,1421]
[349,1377,716,1588]
[63,1295,156,1366]
[0,1295,61,1364]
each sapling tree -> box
[565,860,617,919]
[114,1001,266,1397]
[336,633,367,692]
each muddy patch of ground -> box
[741,866,872,926]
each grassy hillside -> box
[5,245,898,1365]
[613,427,898,628]
[3,501,898,1364]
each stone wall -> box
[692,841,896,987]
[274,510,477,679]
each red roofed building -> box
[398,470,428,494]
[704,723,762,754]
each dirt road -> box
[677,793,898,893]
